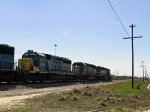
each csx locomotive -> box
[0,44,111,83]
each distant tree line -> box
[111,75,138,80]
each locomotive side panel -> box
[53,57,63,74]
[96,67,111,81]
[62,58,71,75]
[45,54,71,75]
[0,54,14,70]
[0,44,14,70]
[72,62,85,75]
[0,44,15,83]
[85,63,96,76]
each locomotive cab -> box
[18,58,39,74]
[23,50,46,72]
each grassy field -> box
[103,79,150,96]
[3,79,150,112]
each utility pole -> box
[139,61,145,82]
[145,69,149,80]
[123,24,142,89]
[54,44,57,56]
[144,68,148,79]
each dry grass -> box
[3,79,150,112]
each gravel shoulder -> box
[0,80,125,109]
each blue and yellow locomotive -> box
[18,50,72,82]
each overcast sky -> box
[0,0,150,77]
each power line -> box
[117,0,134,24]
[117,0,130,23]
[106,0,130,36]
[102,0,119,24]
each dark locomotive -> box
[0,44,16,83]
[0,44,111,83]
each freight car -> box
[0,44,16,83]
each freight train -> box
[0,44,111,83]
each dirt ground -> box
[0,81,123,110]
[143,84,150,112]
